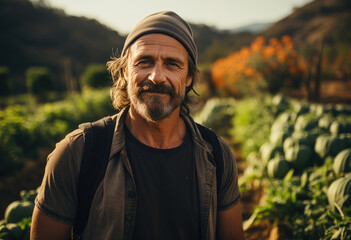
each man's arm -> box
[31,206,72,240]
[217,202,245,240]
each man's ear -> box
[186,76,193,87]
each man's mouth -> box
[138,83,175,97]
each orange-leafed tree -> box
[211,36,306,96]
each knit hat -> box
[121,11,198,64]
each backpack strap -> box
[72,116,116,239]
[196,123,224,191]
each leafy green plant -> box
[233,95,351,239]
[25,67,53,101]
[0,187,37,240]
[80,64,110,89]
[231,96,276,157]
[0,88,115,176]
[194,97,235,137]
[243,170,304,230]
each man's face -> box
[126,33,192,122]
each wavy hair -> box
[107,49,199,115]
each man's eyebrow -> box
[164,57,185,65]
[133,55,185,65]
[134,55,153,61]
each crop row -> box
[1,94,350,239]
[196,95,351,239]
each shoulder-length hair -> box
[107,49,199,115]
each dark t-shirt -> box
[125,126,201,240]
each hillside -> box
[191,24,255,65]
[0,0,255,93]
[262,0,351,47]
[2,0,350,94]
[0,0,125,93]
[228,22,273,33]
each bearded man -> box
[31,11,245,240]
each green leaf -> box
[283,169,294,184]
[243,211,258,231]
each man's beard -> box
[128,81,185,122]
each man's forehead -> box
[129,34,188,58]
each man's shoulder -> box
[65,113,120,144]
[56,128,85,154]
[217,136,233,156]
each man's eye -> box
[137,60,151,65]
[166,62,179,67]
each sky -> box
[44,0,314,35]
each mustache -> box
[138,82,175,97]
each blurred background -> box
[0,0,351,239]
[1,0,350,101]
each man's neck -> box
[125,106,187,149]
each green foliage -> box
[25,67,53,101]
[222,94,351,238]
[194,98,235,137]
[243,170,303,229]
[0,188,38,240]
[80,64,110,89]
[259,143,284,164]
[4,201,34,224]
[327,177,351,211]
[0,106,29,175]
[231,96,277,157]
[285,144,313,171]
[333,149,351,175]
[0,66,11,96]
[267,156,291,179]
[0,88,115,176]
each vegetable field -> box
[1,91,351,239]
[196,95,351,239]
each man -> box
[31,11,245,240]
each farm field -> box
[194,86,351,239]
[1,0,351,238]
[1,86,351,239]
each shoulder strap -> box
[73,116,116,239]
[196,123,224,191]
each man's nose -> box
[148,63,166,85]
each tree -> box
[80,64,110,89]
[211,36,307,96]
[0,66,11,96]
[26,67,53,101]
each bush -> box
[25,67,53,101]
[211,36,306,96]
[0,107,27,175]
[80,64,110,89]
[194,98,235,137]
[0,88,115,176]
[0,66,11,96]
